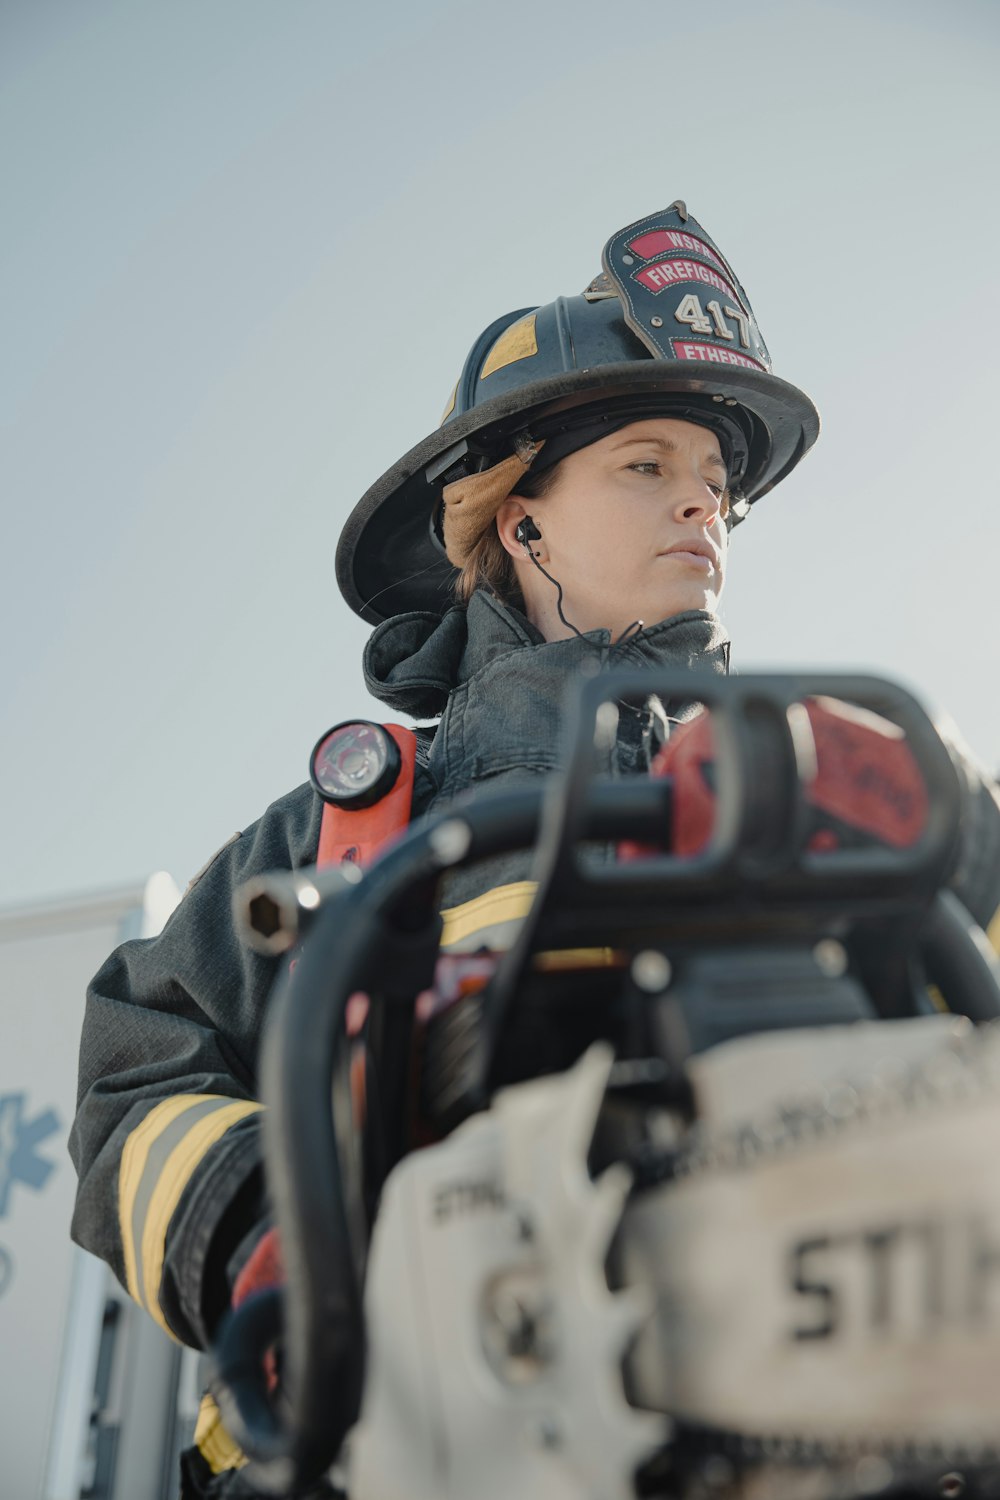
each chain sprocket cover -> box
[349,1045,664,1500]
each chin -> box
[643,588,720,625]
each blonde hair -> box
[455,522,520,603]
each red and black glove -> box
[232,1224,284,1308]
[230,1224,284,1393]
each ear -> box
[496,496,545,562]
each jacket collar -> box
[363,590,730,720]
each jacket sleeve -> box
[69,782,323,1350]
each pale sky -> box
[3,0,998,909]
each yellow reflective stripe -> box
[533,947,622,972]
[439,882,624,969]
[119,1094,217,1305]
[140,1099,261,1337]
[440,880,537,949]
[194,1392,247,1474]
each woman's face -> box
[497,417,730,642]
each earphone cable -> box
[525,549,594,647]
[525,549,643,651]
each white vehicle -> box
[0,874,196,1500]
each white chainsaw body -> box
[347,1016,1000,1500]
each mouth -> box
[658,540,720,573]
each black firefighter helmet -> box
[336,201,820,624]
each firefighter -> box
[69,202,1000,1497]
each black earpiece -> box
[515,516,542,550]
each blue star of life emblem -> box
[0,1093,61,1219]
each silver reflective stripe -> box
[129,1097,238,1315]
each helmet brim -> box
[336,361,819,625]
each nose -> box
[670,468,724,526]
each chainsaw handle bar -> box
[548,669,962,901]
[471,668,964,1107]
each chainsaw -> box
[213,671,1000,1500]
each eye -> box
[627,460,661,476]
